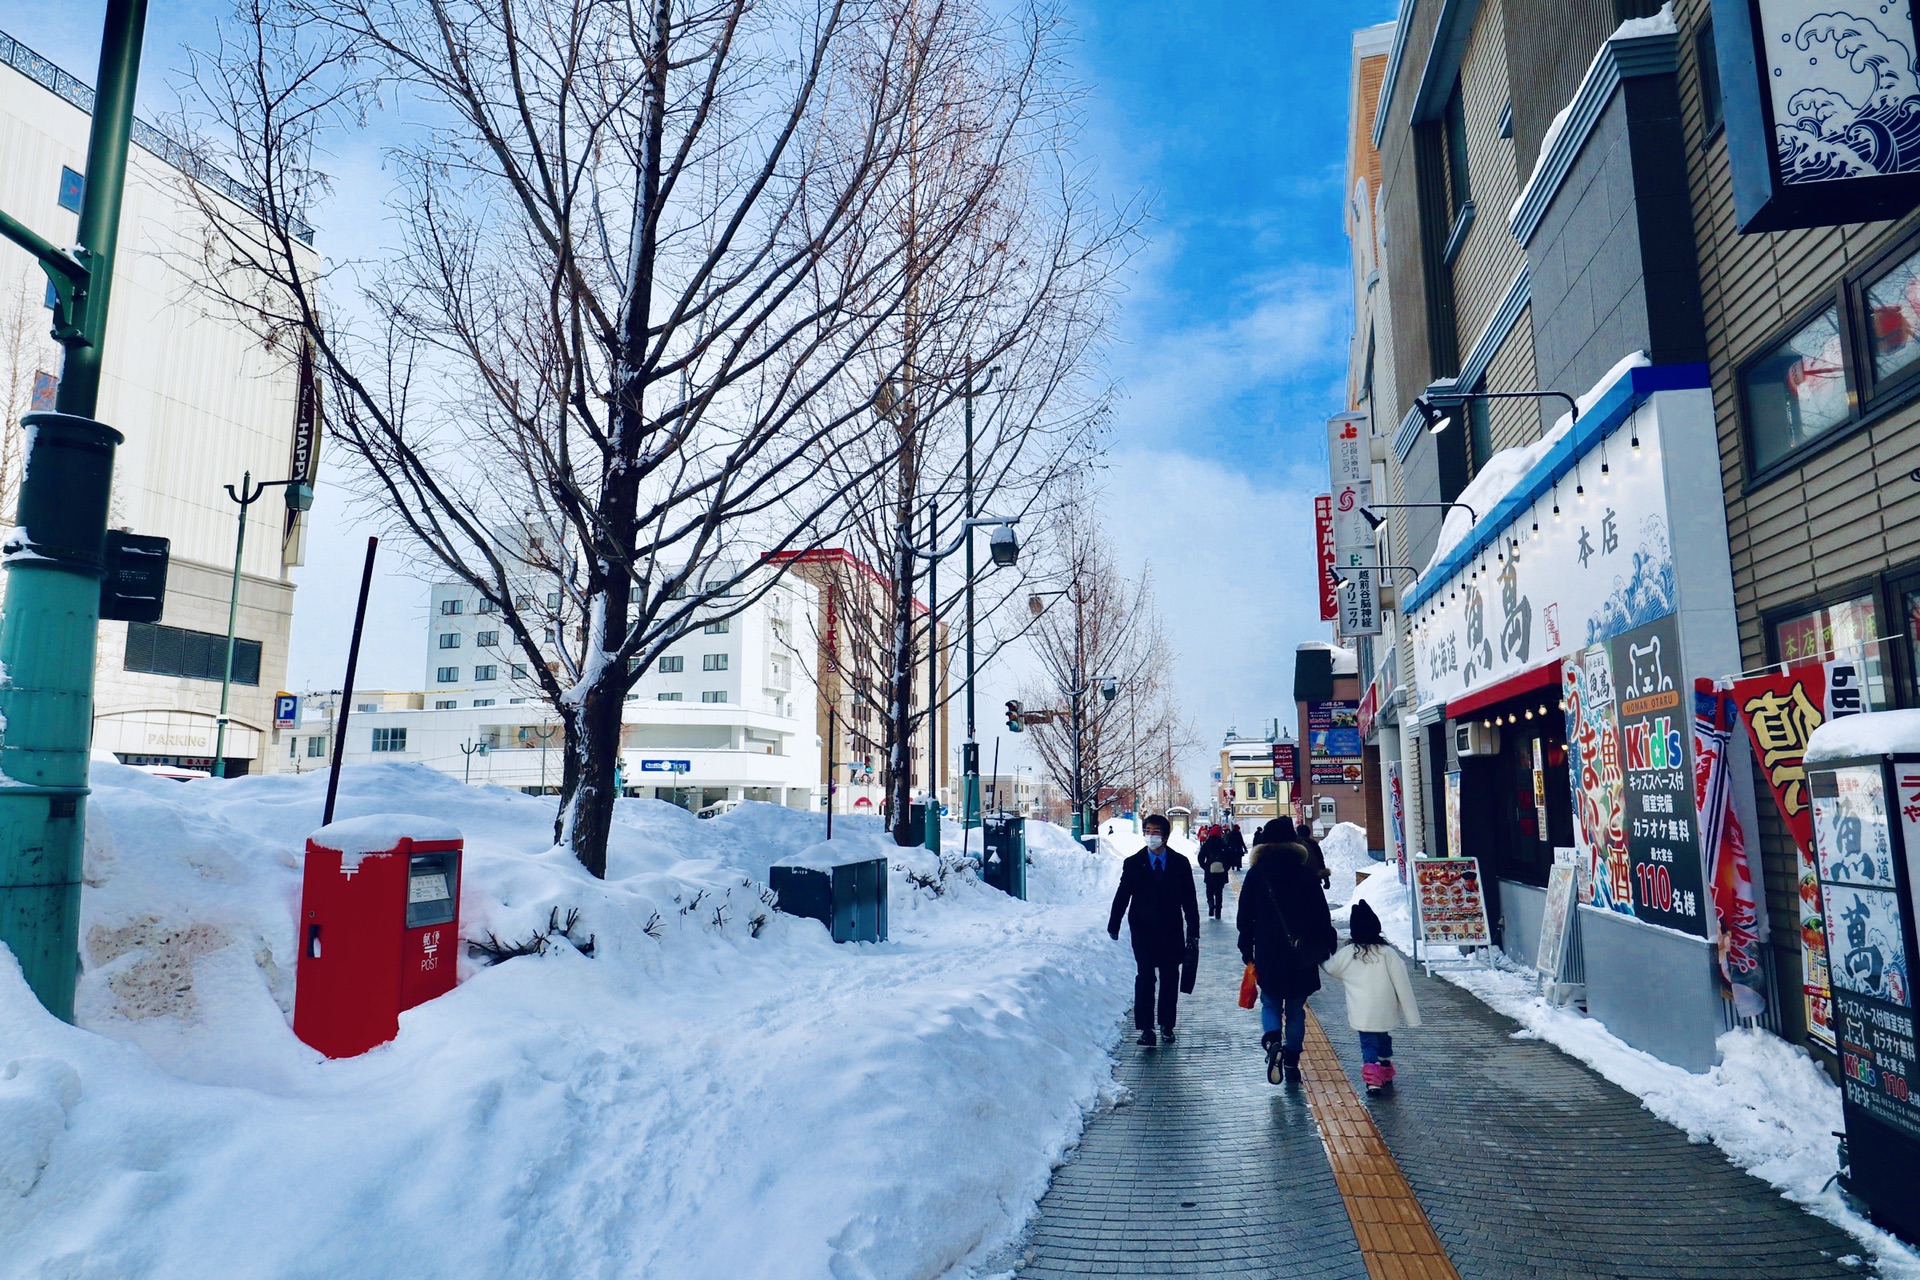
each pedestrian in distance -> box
[1267,815,1331,889]
[1224,822,1247,873]
[1199,826,1230,919]
[1321,900,1421,1094]
[1108,813,1201,1047]
[1238,821,1338,1085]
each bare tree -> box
[181,0,1123,873]
[0,269,56,521]
[811,0,1133,843]
[1020,492,1190,830]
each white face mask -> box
[1145,834,1166,851]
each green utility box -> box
[907,800,941,852]
[981,811,1027,899]
[768,852,888,944]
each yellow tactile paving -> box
[1300,1008,1462,1280]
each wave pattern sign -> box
[1759,3,1920,184]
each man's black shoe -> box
[1160,1027,1176,1043]
[1137,1029,1157,1047]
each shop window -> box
[1740,305,1848,475]
[1862,240,1920,393]
[1695,18,1723,138]
[1769,592,1892,708]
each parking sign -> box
[274,693,299,728]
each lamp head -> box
[285,481,315,513]
[989,523,1019,568]
[1027,593,1046,616]
[1100,678,1119,702]
[1416,398,1454,434]
[1359,506,1387,531]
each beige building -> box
[0,30,319,775]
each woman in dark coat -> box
[1223,823,1248,872]
[1238,820,1338,1085]
[1198,828,1230,918]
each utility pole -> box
[213,472,313,776]
[0,0,147,1020]
[960,363,998,829]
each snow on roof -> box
[1421,352,1649,576]
[1805,711,1920,765]
[1297,640,1360,675]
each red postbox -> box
[292,817,463,1058]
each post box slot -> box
[406,852,459,928]
[307,924,321,958]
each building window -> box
[477,630,500,647]
[371,728,407,753]
[1695,18,1723,137]
[437,666,459,683]
[1740,304,1848,476]
[438,632,462,649]
[123,623,262,685]
[512,663,529,678]
[307,736,327,758]
[659,692,683,701]
[658,655,685,673]
[702,690,728,703]
[473,699,495,707]
[476,597,497,614]
[436,699,457,710]
[1769,592,1891,709]
[475,664,498,681]
[703,653,728,671]
[440,599,463,616]
[1862,240,1920,393]
[546,592,560,609]
[704,619,730,634]
[1443,81,1471,221]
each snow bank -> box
[1805,709,1920,764]
[0,762,1134,1279]
[1319,822,1377,907]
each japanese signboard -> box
[1565,646,1630,914]
[1315,494,1336,622]
[1444,770,1462,863]
[1610,614,1707,937]
[1727,660,1863,1049]
[1270,742,1296,783]
[1327,412,1369,486]
[1308,701,1362,760]
[1414,856,1491,947]
[1694,682,1767,1017]
[1386,759,1407,883]
[1536,861,1579,982]
[1335,560,1381,637]
[1810,763,1920,1149]
[274,693,300,730]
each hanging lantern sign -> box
[1714,0,1920,231]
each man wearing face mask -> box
[1107,813,1201,1046]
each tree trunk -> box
[567,674,625,878]
[887,524,918,845]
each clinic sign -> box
[1712,0,1920,231]
[1328,413,1380,637]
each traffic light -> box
[1006,699,1024,733]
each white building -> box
[320,566,823,810]
[0,30,321,775]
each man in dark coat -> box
[1108,813,1200,1046]
[1238,828,1337,1085]
[1224,823,1248,872]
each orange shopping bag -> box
[1237,963,1258,1009]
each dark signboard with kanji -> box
[1809,754,1920,1241]
[1607,615,1708,937]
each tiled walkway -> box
[1014,882,1877,1278]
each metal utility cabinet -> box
[769,851,888,944]
[981,811,1027,899]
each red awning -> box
[1446,660,1564,720]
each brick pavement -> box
[1014,879,1882,1279]
[1312,957,1870,1279]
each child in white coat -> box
[1320,900,1421,1094]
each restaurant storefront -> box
[1405,362,1756,1071]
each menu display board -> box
[1413,857,1490,947]
[1811,764,1920,1145]
[1536,861,1579,982]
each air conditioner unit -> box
[1455,721,1500,757]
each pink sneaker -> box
[1361,1062,1387,1092]
[1381,1060,1397,1085]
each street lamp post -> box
[960,363,1000,829]
[460,738,490,785]
[534,723,557,794]
[0,0,148,1019]
[212,472,315,777]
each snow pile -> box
[0,762,1134,1279]
[1422,351,1650,574]
[1341,853,1418,946]
[1318,822,1377,907]
[1445,961,1920,1279]
[1806,709,1920,764]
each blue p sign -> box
[274,694,299,728]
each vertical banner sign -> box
[1270,742,1296,783]
[1315,495,1337,622]
[1727,660,1862,1049]
[1694,681,1767,1017]
[1609,615,1708,936]
[1327,414,1379,637]
[1536,862,1579,981]
[1385,760,1407,884]
[1810,764,1918,1143]
[1532,737,1549,840]
[1444,770,1462,861]
[1565,650,1630,912]
[285,342,323,544]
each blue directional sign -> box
[639,759,691,773]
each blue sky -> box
[2,0,1396,795]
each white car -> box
[695,799,740,820]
